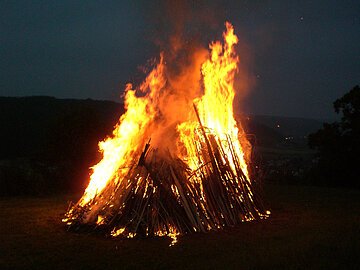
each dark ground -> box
[1,184,359,270]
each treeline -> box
[308,85,360,188]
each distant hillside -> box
[0,96,324,195]
[251,115,323,138]
[0,96,125,195]
[238,114,323,148]
[0,96,123,160]
[0,96,324,160]
[239,116,284,147]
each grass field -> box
[1,184,359,270]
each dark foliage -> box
[308,85,360,188]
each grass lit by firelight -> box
[1,184,359,269]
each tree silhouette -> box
[308,85,360,187]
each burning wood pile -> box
[63,22,269,245]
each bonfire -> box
[63,22,270,245]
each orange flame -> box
[65,22,269,240]
[178,22,250,179]
[80,55,166,206]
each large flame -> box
[79,55,166,206]
[65,22,269,241]
[178,22,250,178]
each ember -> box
[63,22,269,244]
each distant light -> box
[276,124,280,128]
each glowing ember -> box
[111,227,125,237]
[63,22,269,244]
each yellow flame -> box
[178,22,250,180]
[79,55,166,206]
[111,227,126,237]
[65,22,266,241]
[96,215,105,225]
[79,23,250,207]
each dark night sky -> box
[1,0,359,119]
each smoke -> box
[233,38,256,115]
[142,1,225,50]
[134,0,256,152]
[69,1,261,209]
